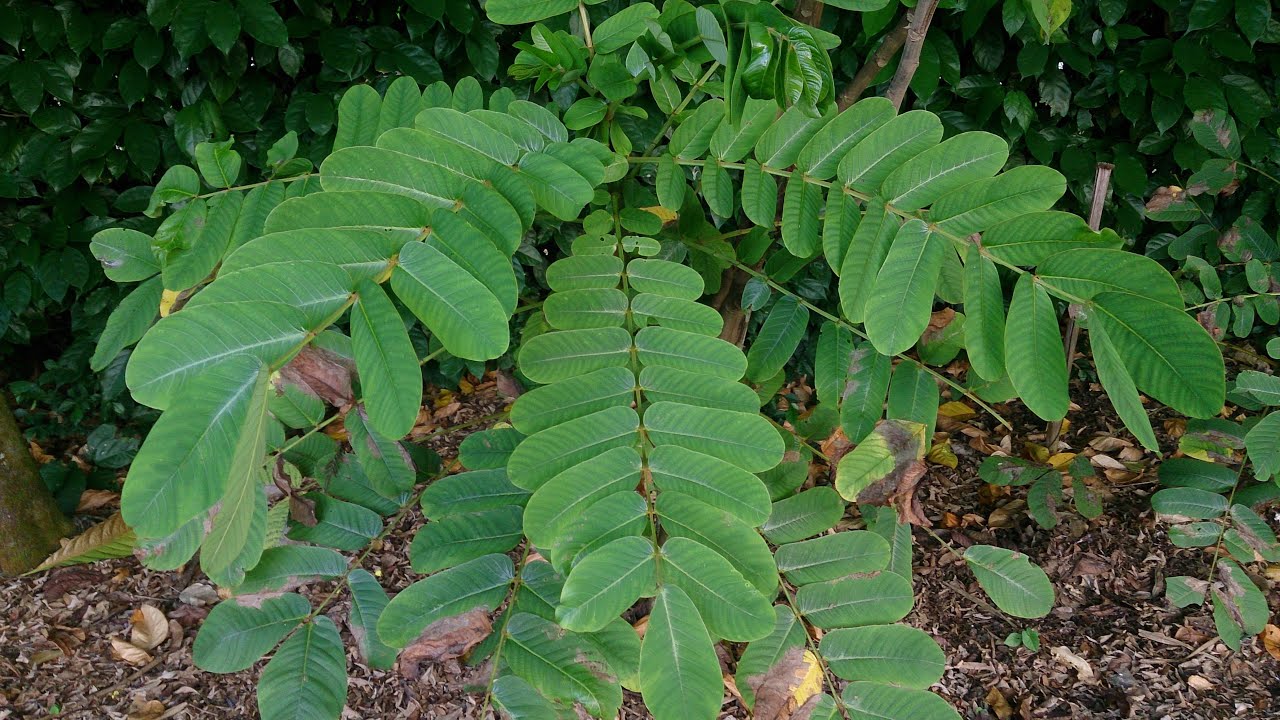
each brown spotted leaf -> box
[276,345,355,407]
[397,608,493,680]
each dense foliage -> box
[13,0,1280,718]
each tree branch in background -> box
[1046,162,1114,447]
[837,15,909,110]
[884,0,939,110]
[793,0,825,27]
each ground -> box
[2,378,1277,720]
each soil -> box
[2,375,1278,720]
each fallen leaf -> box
[30,649,63,667]
[746,646,822,720]
[1050,646,1094,681]
[820,427,853,467]
[1047,453,1076,470]
[36,514,134,572]
[126,697,166,720]
[495,370,524,401]
[397,608,492,680]
[988,500,1026,529]
[927,442,958,469]
[178,583,222,606]
[276,345,355,407]
[42,567,106,599]
[130,604,169,651]
[938,401,977,421]
[29,441,54,464]
[1186,675,1212,692]
[75,489,120,512]
[1262,624,1280,661]
[985,686,1014,719]
[110,637,153,666]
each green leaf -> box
[236,545,346,595]
[795,572,915,628]
[122,356,267,537]
[350,279,421,439]
[963,545,1054,618]
[657,493,777,597]
[781,177,823,256]
[645,401,783,473]
[420,469,529,518]
[1089,323,1159,452]
[1003,275,1068,421]
[821,625,946,688]
[195,139,242,187]
[636,327,746,380]
[755,105,832,169]
[505,613,622,717]
[982,212,1121,267]
[257,615,347,720]
[592,3,658,54]
[491,675,575,719]
[864,220,946,356]
[838,345,893,443]
[520,328,633,384]
[741,160,778,227]
[238,0,288,46]
[332,85,382,151]
[510,367,635,435]
[631,294,723,336]
[671,99,725,160]
[880,132,1008,211]
[194,594,310,673]
[775,531,890,586]
[760,487,845,544]
[1211,559,1269,647]
[842,682,961,720]
[392,241,509,361]
[91,228,162,282]
[640,366,760,414]
[1246,411,1280,480]
[507,406,640,491]
[1090,292,1224,418]
[839,110,943,194]
[378,554,515,647]
[648,445,771,526]
[1037,249,1183,307]
[796,97,895,180]
[887,363,939,438]
[746,296,809,383]
[549,492,647,570]
[627,259,704,300]
[409,505,523,574]
[91,277,163,371]
[346,569,398,669]
[485,0,577,24]
[963,253,1007,381]
[639,586,722,720]
[459,427,525,470]
[523,447,640,549]
[345,409,415,496]
[557,536,656,632]
[1151,487,1229,521]
[931,166,1066,236]
[661,537,774,641]
[1157,458,1237,492]
[839,205,900,324]
[700,159,734,217]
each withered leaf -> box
[130,604,170,650]
[835,420,930,525]
[110,637,153,666]
[746,646,822,720]
[397,608,493,680]
[276,346,355,407]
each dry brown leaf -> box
[75,489,120,512]
[397,608,492,680]
[985,686,1014,719]
[1088,436,1130,452]
[820,427,853,467]
[988,500,1026,529]
[30,649,63,667]
[1050,646,1094,681]
[130,604,170,650]
[110,637,153,666]
[1261,624,1280,661]
[35,513,135,572]
[126,697,166,720]
[276,345,355,406]
[495,370,524,401]
[746,646,822,720]
[1186,675,1213,692]
[29,440,55,464]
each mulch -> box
[2,377,1278,720]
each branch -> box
[884,0,939,111]
[793,0,825,26]
[837,15,909,110]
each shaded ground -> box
[2,378,1278,720]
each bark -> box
[837,16,910,110]
[884,0,940,111]
[793,0,825,27]
[0,394,72,575]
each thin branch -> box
[837,15,909,110]
[792,0,825,26]
[1046,162,1112,446]
[884,0,939,110]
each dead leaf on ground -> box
[1050,646,1095,682]
[820,427,853,467]
[985,686,1014,719]
[42,566,106,599]
[110,637,153,666]
[1261,624,1280,661]
[746,646,823,720]
[126,697,166,720]
[75,489,120,512]
[276,345,355,407]
[398,608,492,679]
[130,604,170,650]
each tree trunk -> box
[0,394,72,575]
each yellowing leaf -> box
[938,401,976,421]
[159,289,180,317]
[793,650,823,707]
[640,205,678,224]
[1047,452,1077,470]
[927,442,958,469]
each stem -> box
[192,173,315,200]
[884,0,938,110]
[639,62,722,157]
[837,15,909,110]
[480,544,532,713]
[577,2,594,54]
[1046,162,1112,447]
